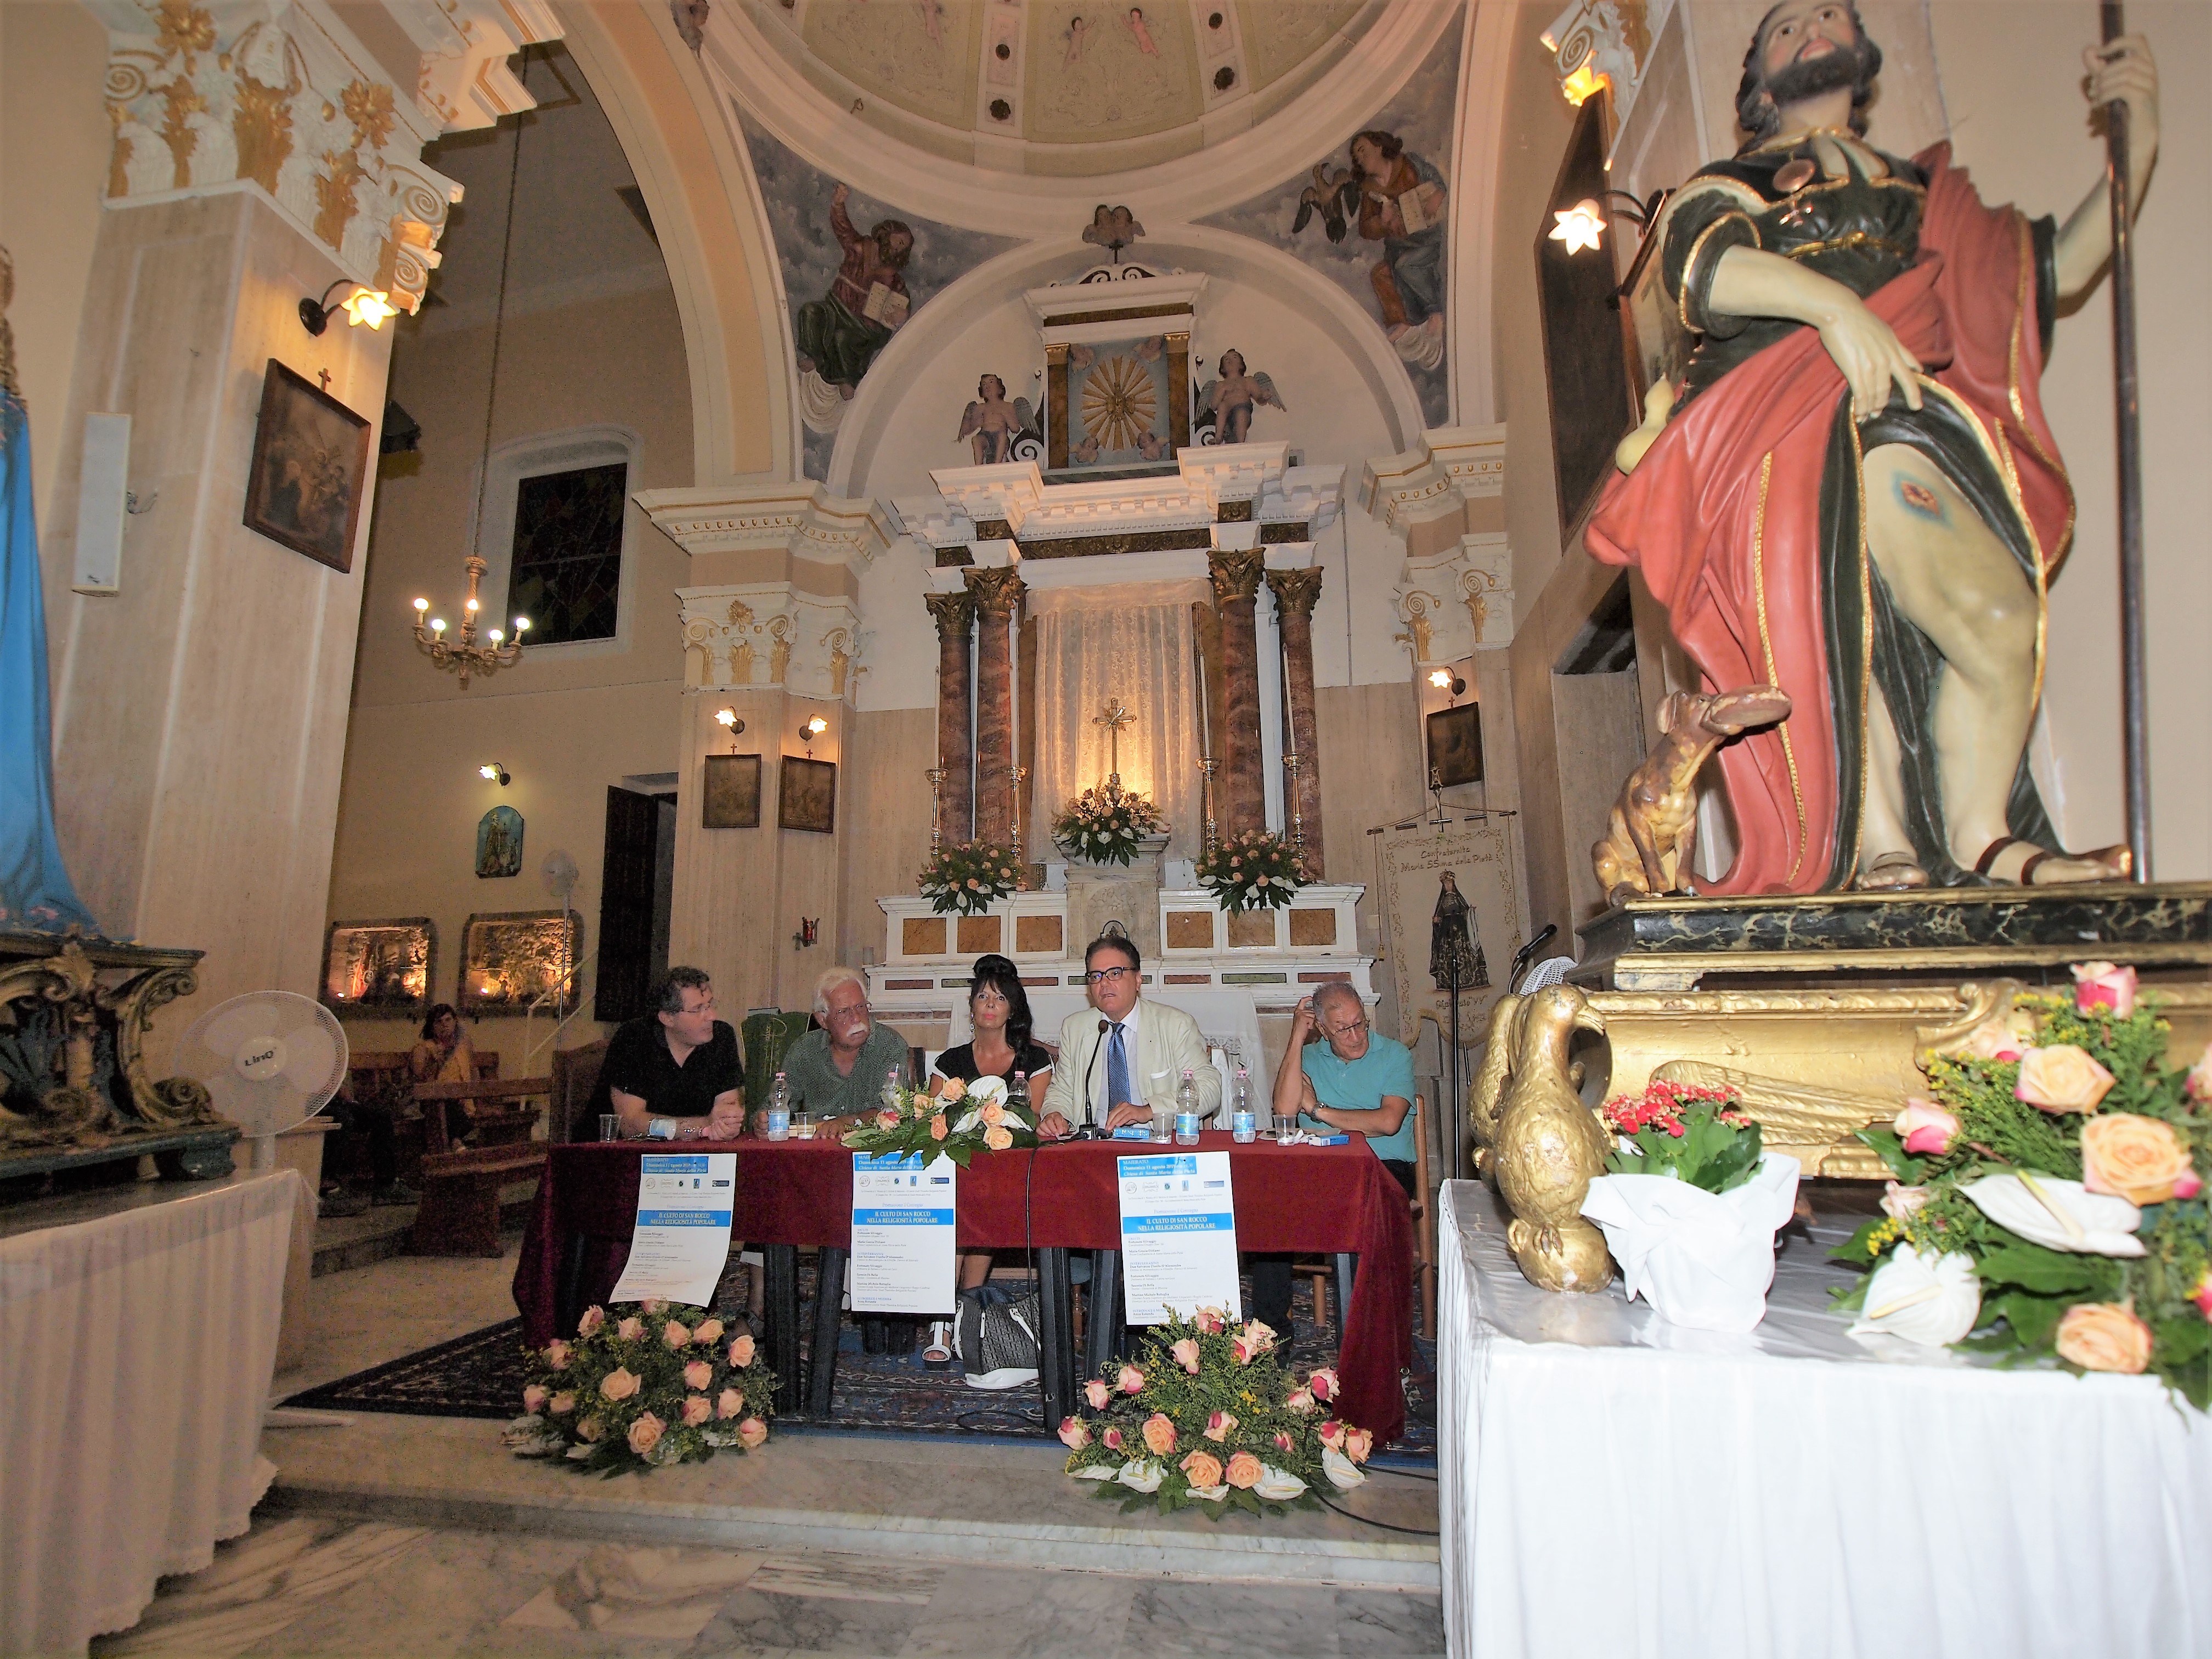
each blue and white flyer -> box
[1116,1151,1241,1323]
[850,1153,957,1314]
[609,1153,736,1307]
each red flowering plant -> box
[1600,1080,1764,1194]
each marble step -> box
[261,1413,1440,1590]
[311,1184,537,1276]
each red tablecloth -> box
[513,1134,1413,1443]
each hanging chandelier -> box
[412,48,534,690]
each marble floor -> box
[92,1518,1447,1658]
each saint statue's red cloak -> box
[1585,144,2074,895]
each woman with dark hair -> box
[924,956,1054,1361]
[408,1002,475,1086]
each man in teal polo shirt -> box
[1252,982,1418,1337]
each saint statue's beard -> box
[1760,37,1872,113]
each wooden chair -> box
[550,1039,609,1142]
[1295,1094,1435,1341]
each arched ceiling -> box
[736,0,1387,179]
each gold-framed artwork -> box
[1426,703,1485,789]
[702,753,762,828]
[458,910,583,1015]
[321,917,435,1018]
[778,756,837,834]
[242,359,373,572]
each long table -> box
[514,1134,1413,1444]
[1438,1179,2212,1657]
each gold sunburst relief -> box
[1079,354,1158,453]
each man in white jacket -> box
[1039,934,1220,1136]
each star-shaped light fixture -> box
[1549,199,1607,256]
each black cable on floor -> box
[1372,1467,1438,1481]
[1314,1490,1441,1536]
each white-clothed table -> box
[1438,1180,2210,1659]
[1,1170,302,1656]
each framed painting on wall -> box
[458,910,583,1015]
[702,754,762,828]
[1426,702,1485,789]
[242,359,373,573]
[320,917,435,1019]
[778,757,837,834]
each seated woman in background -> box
[926,955,1053,1365]
[409,1002,475,1085]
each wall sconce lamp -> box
[1548,189,1664,257]
[300,279,399,336]
[715,707,746,751]
[802,714,829,757]
[1427,666,1468,703]
[478,761,511,786]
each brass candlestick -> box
[1198,757,1220,856]
[1010,764,1029,887]
[926,766,947,850]
[1282,751,1306,860]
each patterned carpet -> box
[284,1271,1438,1455]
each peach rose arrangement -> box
[1059,1307,1372,1517]
[505,1299,780,1474]
[840,1073,1037,1167]
[1836,964,2209,1409]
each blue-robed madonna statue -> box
[1,248,98,934]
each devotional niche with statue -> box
[1477,3,2210,1362]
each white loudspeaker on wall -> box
[72,412,130,595]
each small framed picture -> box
[1426,703,1485,789]
[459,910,584,1015]
[702,754,763,828]
[1617,188,1685,402]
[321,917,435,1019]
[241,359,373,572]
[778,756,837,834]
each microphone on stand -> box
[1081,1018,1111,1132]
[1509,924,1559,994]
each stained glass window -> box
[506,461,626,644]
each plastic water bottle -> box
[1175,1069,1201,1146]
[882,1066,902,1111]
[1008,1070,1030,1121]
[1231,1068,1257,1143]
[765,1072,791,1141]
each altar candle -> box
[1008,612,1019,785]
[1194,634,1212,756]
[1280,641,1298,757]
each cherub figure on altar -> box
[1197,349,1285,446]
[954,374,1037,465]
[1588,2,2158,894]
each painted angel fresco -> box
[1195,349,1285,446]
[955,374,1040,465]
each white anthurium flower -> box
[1322,1447,1367,1490]
[1071,1464,1118,1481]
[1253,1465,1308,1501]
[966,1075,1009,1109]
[1188,1483,1229,1502]
[951,1109,980,1135]
[1960,1172,2146,1257]
[1115,1459,1164,1493]
[1848,1246,1982,1346]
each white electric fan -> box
[172,991,349,1170]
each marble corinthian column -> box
[1266,567,1325,878]
[1209,549,1267,837]
[964,568,1025,847]
[924,591,976,843]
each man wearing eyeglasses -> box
[1037,935,1219,1138]
[1253,981,1417,1336]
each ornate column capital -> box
[93,1,563,316]
[963,566,1026,619]
[1265,567,1324,621]
[1207,548,1266,605]
[924,590,976,639]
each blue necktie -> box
[1105,1022,1131,1119]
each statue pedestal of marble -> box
[1562,884,2212,1180]
[1057,834,1171,963]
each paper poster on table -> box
[850,1153,957,1314]
[1117,1152,1241,1324]
[609,1153,736,1308]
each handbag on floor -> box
[955,1283,1040,1391]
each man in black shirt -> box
[597,966,746,1139]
